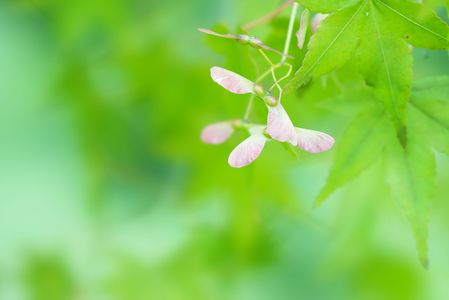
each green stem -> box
[243,94,255,121]
[281,1,299,65]
[259,49,282,94]
[243,51,262,121]
[242,2,299,119]
[242,0,294,32]
[270,63,293,90]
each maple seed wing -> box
[199,29,292,59]
[266,104,297,144]
[246,36,293,58]
[201,121,234,144]
[210,67,255,94]
[296,9,310,49]
[197,28,239,40]
[228,134,267,168]
[311,14,328,33]
[295,128,334,153]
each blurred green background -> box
[1,0,449,299]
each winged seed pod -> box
[198,28,294,58]
[201,119,334,168]
[210,66,296,142]
[228,125,268,168]
[266,103,297,144]
[311,13,328,33]
[201,120,237,144]
[296,9,310,49]
[204,67,335,167]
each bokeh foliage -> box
[1,0,449,299]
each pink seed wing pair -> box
[266,104,297,144]
[198,28,240,41]
[208,67,334,164]
[210,68,298,146]
[227,125,334,168]
[266,104,334,152]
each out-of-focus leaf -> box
[411,76,449,156]
[201,23,256,78]
[412,76,449,100]
[384,120,435,267]
[447,0,449,17]
[25,255,74,300]
[281,142,300,160]
[265,16,303,71]
[383,77,449,265]
[296,0,362,13]
[315,106,389,206]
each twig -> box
[242,1,298,119]
[242,0,294,32]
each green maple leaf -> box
[373,0,449,50]
[384,109,436,267]
[296,0,360,13]
[393,76,449,265]
[315,105,390,206]
[356,1,413,144]
[289,0,449,141]
[447,0,449,17]
[316,77,449,265]
[411,77,449,156]
[289,1,367,88]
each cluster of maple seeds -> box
[199,9,334,168]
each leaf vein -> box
[375,0,449,42]
[411,101,449,133]
[372,7,400,123]
[301,0,367,79]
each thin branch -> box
[243,94,256,121]
[243,49,262,122]
[242,1,297,120]
[242,0,294,32]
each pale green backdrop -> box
[1,0,449,299]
